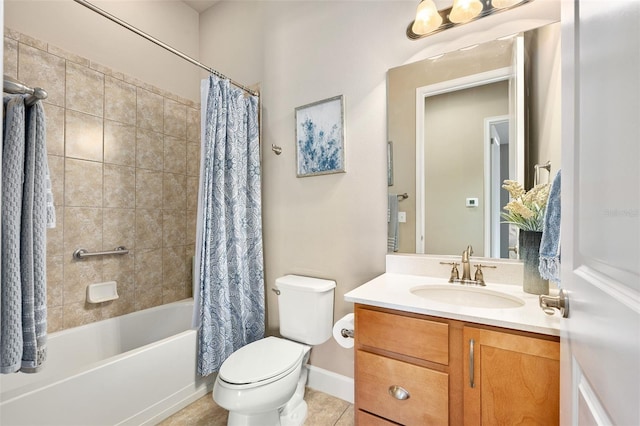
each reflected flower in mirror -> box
[501,180,550,232]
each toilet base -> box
[228,410,280,426]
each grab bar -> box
[73,246,129,260]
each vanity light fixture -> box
[412,0,443,36]
[449,0,483,24]
[492,0,526,9]
[407,0,532,40]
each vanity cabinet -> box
[354,304,559,426]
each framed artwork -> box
[295,95,345,177]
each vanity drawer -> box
[356,410,398,425]
[356,307,449,364]
[356,350,448,426]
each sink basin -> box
[410,285,525,309]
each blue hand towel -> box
[539,170,561,284]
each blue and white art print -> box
[295,95,345,177]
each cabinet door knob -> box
[388,385,410,400]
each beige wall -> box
[3,18,201,330]
[5,0,201,102]
[424,81,509,256]
[528,22,562,184]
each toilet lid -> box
[219,337,304,385]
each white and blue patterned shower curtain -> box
[193,75,264,377]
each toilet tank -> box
[275,275,336,345]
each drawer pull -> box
[469,338,475,388]
[388,385,410,400]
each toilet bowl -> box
[213,337,310,425]
[212,275,336,426]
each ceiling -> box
[183,0,220,13]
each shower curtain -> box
[193,75,264,377]
[1,95,54,374]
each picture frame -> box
[295,95,345,177]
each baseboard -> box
[306,365,354,404]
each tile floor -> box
[158,388,354,426]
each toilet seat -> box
[218,337,304,388]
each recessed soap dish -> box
[86,281,119,303]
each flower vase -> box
[519,230,549,295]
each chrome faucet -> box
[461,245,473,281]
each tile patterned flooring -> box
[158,388,354,426]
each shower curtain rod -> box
[72,0,259,97]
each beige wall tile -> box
[4,37,18,78]
[48,44,89,67]
[46,255,63,308]
[44,103,65,156]
[186,107,200,142]
[63,206,103,254]
[186,176,199,211]
[105,76,136,125]
[18,43,65,107]
[136,169,163,209]
[65,110,104,162]
[46,205,64,257]
[104,164,135,208]
[186,142,201,177]
[164,98,187,138]
[102,255,136,318]
[163,246,187,287]
[104,120,136,167]
[136,128,164,171]
[18,33,47,51]
[102,208,135,250]
[136,209,163,249]
[65,158,103,207]
[164,135,186,174]
[137,88,163,133]
[66,61,104,117]
[135,248,163,309]
[163,173,186,210]
[47,155,64,207]
[47,307,64,333]
[63,257,103,304]
[186,210,197,245]
[163,210,186,247]
[63,302,102,329]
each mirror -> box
[387,21,561,258]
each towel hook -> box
[533,161,551,185]
[271,144,282,155]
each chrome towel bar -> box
[73,246,129,260]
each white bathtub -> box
[0,299,212,426]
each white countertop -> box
[344,273,561,336]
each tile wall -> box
[4,28,201,332]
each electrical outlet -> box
[398,212,407,223]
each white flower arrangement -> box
[501,180,551,232]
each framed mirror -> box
[387,22,561,258]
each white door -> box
[561,1,640,425]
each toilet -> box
[213,275,336,426]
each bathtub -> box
[0,299,212,426]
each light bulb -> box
[449,0,483,24]
[411,0,443,35]
[492,0,525,9]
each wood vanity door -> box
[463,326,559,426]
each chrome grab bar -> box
[73,246,129,260]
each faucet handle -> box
[440,261,460,282]
[473,264,497,285]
